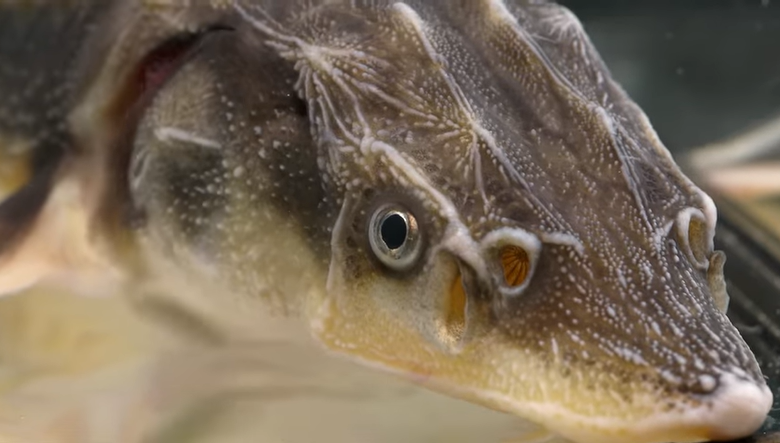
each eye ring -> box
[368,203,423,271]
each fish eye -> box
[368,203,423,271]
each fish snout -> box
[681,372,772,441]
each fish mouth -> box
[682,373,772,441]
[412,358,772,443]
[496,372,773,443]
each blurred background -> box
[563,0,780,151]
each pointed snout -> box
[686,373,772,441]
[530,371,773,443]
[611,372,773,443]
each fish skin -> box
[0,1,772,443]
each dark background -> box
[561,0,780,153]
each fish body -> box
[0,1,772,443]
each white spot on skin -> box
[616,268,627,289]
[699,375,718,392]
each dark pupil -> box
[381,214,408,250]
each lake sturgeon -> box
[0,1,772,442]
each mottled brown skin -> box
[0,1,772,443]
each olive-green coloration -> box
[0,2,771,443]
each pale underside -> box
[0,283,562,443]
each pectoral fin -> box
[0,162,124,298]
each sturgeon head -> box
[0,1,772,443]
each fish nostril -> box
[445,271,468,343]
[499,245,530,287]
[687,217,710,265]
[676,207,714,269]
[479,227,541,297]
